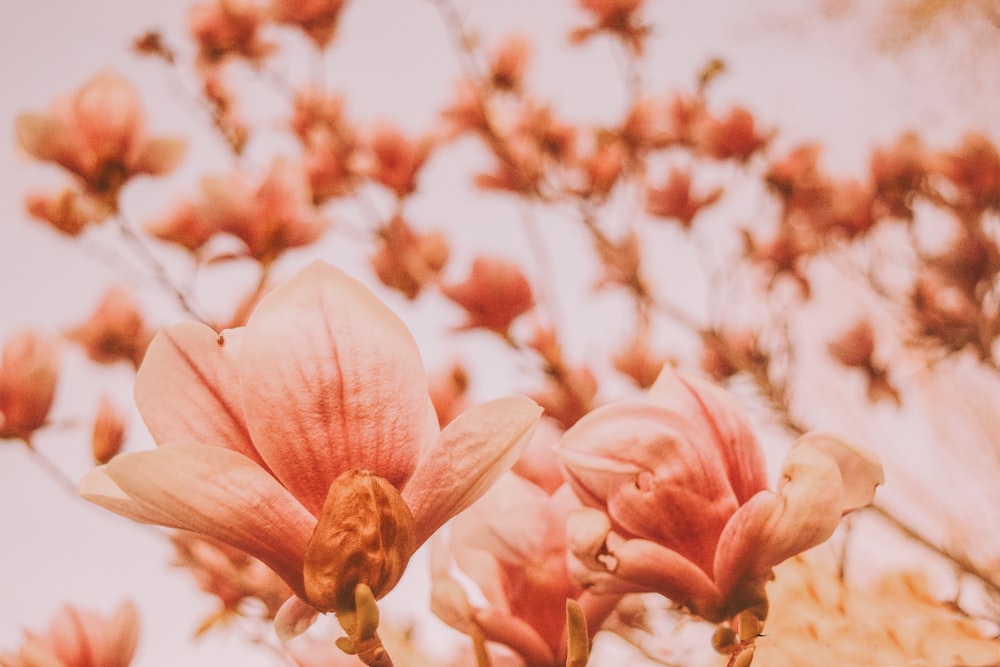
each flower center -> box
[303,470,417,613]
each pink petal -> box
[402,395,542,545]
[473,608,556,667]
[565,508,724,612]
[15,114,69,163]
[713,433,883,597]
[240,261,436,515]
[134,322,267,469]
[71,72,142,162]
[558,401,737,571]
[48,602,139,667]
[450,473,556,567]
[133,136,186,176]
[80,443,314,599]
[648,367,768,503]
[274,596,320,641]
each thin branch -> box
[21,439,78,497]
[865,503,1000,600]
[113,212,211,324]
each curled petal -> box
[240,261,435,515]
[134,323,265,468]
[430,570,476,633]
[274,596,320,641]
[80,443,314,599]
[714,433,883,597]
[566,508,724,612]
[647,367,768,503]
[473,608,556,667]
[402,395,543,545]
[558,401,737,568]
[803,432,884,512]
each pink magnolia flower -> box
[0,331,59,442]
[65,286,153,370]
[80,261,541,636]
[147,157,327,263]
[432,473,620,667]
[271,0,346,49]
[15,72,185,202]
[440,256,535,337]
[557,367,883,623]
[0,601,139,667]
[91,394,127,464]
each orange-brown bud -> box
[303,471,417,613]
[91,394,126,464]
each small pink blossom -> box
[557,367,883,623]
[66,286,153,370]
[189,0,274,68]
[81,261,541,636]
[271,0,346,48]
[148,157,327,262]
[16,72,185,203]
[432,474,619,667]
[0,601,139,667]
[440,256,534,337]
[0,331,59,442]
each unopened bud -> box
[92,395,126,464]
[303,471,417,613]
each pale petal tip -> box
[795,432,884,513]
[274,596,320,641]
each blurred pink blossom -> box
[0,601,139,667]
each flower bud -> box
[303,470,417,613]
[92,394,126,464]
[0,331,59,440]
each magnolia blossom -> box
[272,0,346,48]
[440,257,534,336]
[0,331,59,442]
[557,367,883,622]
[15,72,185,201]
[433,473,620,667]
[81,261,542,636]
[66,286,153,370]
[146,157,326,263]
[0,601,139,667]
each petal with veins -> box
[713,433,883,597]
[647,367,768,503]
[80,443,314,598]
[559,401,736,569]
[134,322,266,469]
[403,395,542,545]
[240,261,434,515]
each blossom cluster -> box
[4,1,1000,667]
